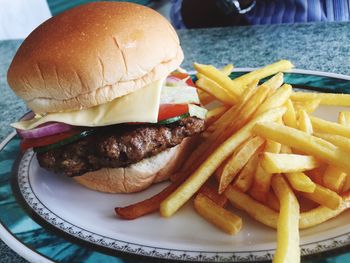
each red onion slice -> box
[16,112,72,139]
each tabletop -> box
[1,22,350,262]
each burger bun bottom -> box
[73,137,193,193]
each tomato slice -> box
[170,72,196,87]
[186,77,196,87]
[158,104,189,122]
[20,129,81,152]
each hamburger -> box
[8,2,206,193]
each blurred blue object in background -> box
[47,0,152,15]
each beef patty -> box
[37,117,205,177]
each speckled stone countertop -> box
[1,22,350,262]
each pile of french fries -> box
[116,60,350,263]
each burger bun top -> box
[7,2,184,113]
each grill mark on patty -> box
[37,117,205,177]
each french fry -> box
[206,80,258,134]
[205,106,229,125]
[297,195,318,212]
[182,106,238,172]
[293,99,321,114]
[256,72,284,95]
[205,84,263,145]
[225,185,278,228]
[265,139,282,154]
[201,81,269,164]
[310,116,350,138]
[291,92,350,106]
[197,89,215,105]
[299,197,350,228]
[298,110,313,134]
[285,172,316,193]
[253,83,292,117]
[322,166,347,193]
[115,173,188,219]
[339,113,350,198]
[233,151,260,192]
[267,191,280,211]
[226,184,350,229]
[240,79,260,104]
[206,106,229,119]
[204,106,238,136]
[283,99,297,128]
[261,153,321,174]
[271,175,300,263]
[314,132,350,153]
[249,135,281,202]
[296,109,313,155]
[253,122,350,173]
[301,184,342,210]
[338,111,350,126]
[199,182,228,207]
[219,136,265,194]
[311,126,350,200]
[280,144,293,154]
[160,107,286,217]
[230,84,271,131]
[231,60,293,90]
[196,74,237,104]
[194,193,242,235]
[340,111,350,193]
[214,162,224,183]
[220,64,234,76]
[305,165,327,185]
[182,82,257,172]
[208,78,259,131]
[198,62,292,104]
[250,163,273,202]
[117,60,350,263]
[201,79,258,141]
[343,175,350,192]
[194,63,242,100]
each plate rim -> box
[230,68,350,80]
[1,68,350,263]
[0,131,54,263]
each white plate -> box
[6,69,350,262]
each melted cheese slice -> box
[12,79,164,130]
[160,85,199,105]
